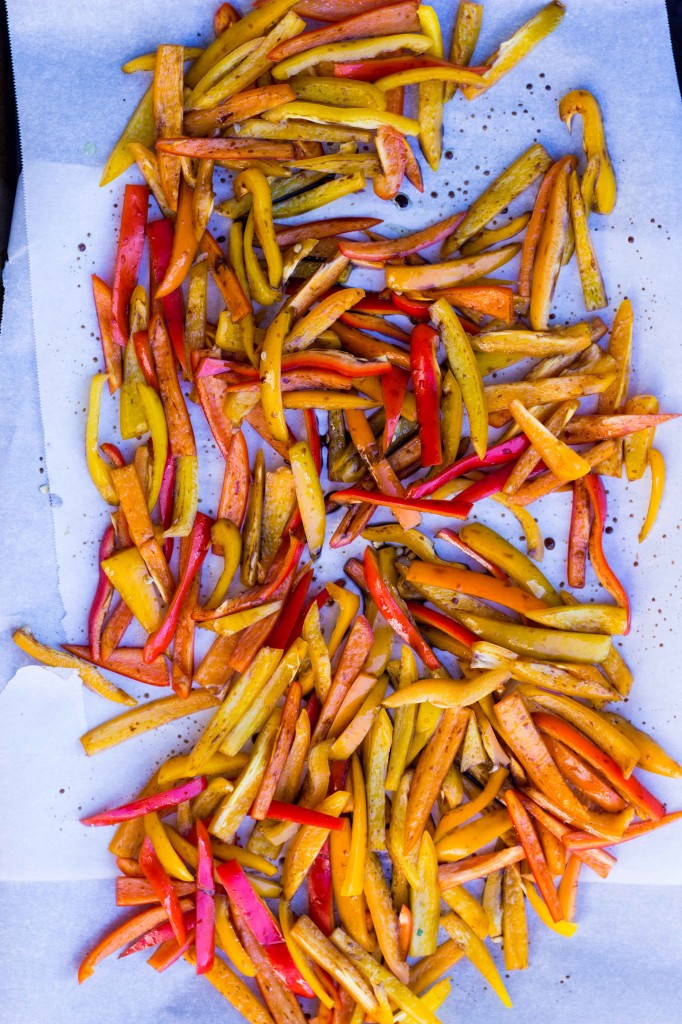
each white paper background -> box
[2,0,682,1019]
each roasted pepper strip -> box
[14,628,135,707]
[110,185,149,348]
[153,45,184,211]
[363,547,440,671]
[568,168,607,311]
[505,790,563,922]
[410,324,442,467]
[584,474,631,630]
[446,1,483,101]
[530,157,570,330]
[138,836,187,945]
[86,374,119,505]
[92,275,122,393]
[149,314,196,457]
[430,298,487,459]
[156,179,200,301]
[200,230,252,323]
[559,89,616,214]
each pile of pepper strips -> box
[12,0,682,1021]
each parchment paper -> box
[2,0,682,1018]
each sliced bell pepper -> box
[559,89,616,215]
[138,836,187,945]
[146,222,186,375]
[529,158,570,330]
[82,778,206,827]
[309,840,334,936]
[363,547,440,671]
[62,645,169,688]
[86,374,119,505]
[132,331,159,391]
[330,487,471,520]
[149,314,196,457]
[191,355,236,462]
[92,275,122,393]
[199,230,252,323]
[269,1,420,62]
[406,562,546,616]
[78,900,193,983]
[583,474,631,631]
[505,790,563,923]
[88,524,116,661]
[144,512,213,662]
[410,324,442,467]
[14,628,135,707]
[406,604,477,649]
[409,435,528,500]
[194,819,216,975]
[235,166,283,290]
[430,298,487,460]
[111,184,149,348]
[446,1,483,101]
[380,365,410,451]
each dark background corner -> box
[0,0,680,319]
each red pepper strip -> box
[339,310,411,343]
[329,759,350,794]
[304,409,322,474]
[364,546,440,670]
[436,529,510,582]
[111,184,149,348]
[306,692,322,732]
[330,487,472,521]
[172,533,200,700]
[374,124,407,202]
[92,275,122,393]
[533,712,664,821]
[195,358,254,379]
[405,603,477,648]
[147,931,196,972]
[408,435,530,500]
[88,524,116,661]
[144,512,213,662]
[309,840,334,936]
[139,836,187,945]
[391,292,431,320]
[195,820,216,975]
[381,365,410,451]
[119,911,196,957]
[64,644,170,687]
[216,860,315,998]
[267,568,315,649]
[258,800,346,832]
[505,790,563,922]
[410,324,442,468]
[333,55,487,82]
[584,475,631,633]
[100,442,126,468]
[195,535,304,621]
[81,777,207,826]
[132,330,159,391]
[197,351,391,380]
[456,465,519,504]
[217,430,250,533]
[159,453,176,562]
[147,218,186,371]
[191,353,237,461]
[100,602,135,662]
[274,217,383,248]
[562,810,682,851]
[339,213,465,263]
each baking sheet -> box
[2,0,682,1017]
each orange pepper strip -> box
[199,230,252,323]
[111,464,175,603]
[516,792,616,879]
[557,854,582,922]
[218,430,251,531]
[519,159,563,302]
[529,158,572,330]
[505,789,563,922]
[153,45,184,212]
[344,408,419,530]
[251,681,302,819]
[156,178,200,298]
[423,285,514,321]
[171,533,200,698]
[268,1,421,62]
[544,735,627,812]
[438,846,524,892]
[149,314,196,457]
[404,707,468,854]
[92,275,122,393]
[562,810,682,851]
[184,83,296,136]
[406,562,548,616]
[311,616,375,744]
[78,900,193,982]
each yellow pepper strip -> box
[409,832,440,958]
[234,167,282,289]
[128,142,173,219]
[524,880,578,938]
[215,894,256,976]
[441,886,488,940]
[144,812,194,881]
[13,628,135,707]
[602,712,682,778]
[205,520,242,610]
[241,449,264,587]
[415,5,445,172]
[326,582,360,658]
[262,470,297,578]
[502,863,528,970]
[623,394,659,480]
[189,648,283,772]
[185,38,261,107]
[183,949,272,1024]
[509,399,590,482]
[290,439,326,557]
[493,493,545,562]
[86,375,119,505]
[230,118,373,146]
[504,400,578,496]
[158,752,247,786]
[81,689,219,756]
[436,807,513,862]
[525,603,628,635]
[136,384,168,512]
[101,547,164,634]
[260,306,293,444]
[277,175,367,222]
[454,610,612,664]
[388,771,420,890]
[506,439,619,507]
[101,85,154,186]
[482,870,504,942]
[597,297,633,476]
[201,602,283,637]
[430,298,487,459]
[384,667,511,710]
[568,168,607,311]
[366,709,392,852]
[329,819,374,951]
[460,522,561,604]
[153,44,184,212]
[530,159,569,330]
[362,624,393,677]
[328,672,376,738]
[333,928,441,1024]
[262,101,420,137]
[471,324,591,357]
[518,684,640,776]
[289,75,386,110]
[330,677,387,761]
[284,288,365,353]
[460,712,489,771]
[243,209,281,306]
[461,212,530,256]
[189,778,235,822]
[559,89,616,214]
[165,454,199,539]
[446,1,483,101]
[435,767,508,841]
[443,144,552,255]
[389,242,520,292]
[282,791,349,899]
[441,912,512,1005]
[376,64,490,92]
[221,639,308,757]
[272,33,433,81]
[303,603,331,701]
[122,46,202,74]
[364,851,409,982]
[279,903,335,1009]
[210,709,281,841]
[440,371,463,464]
[362,526,442,564]
[341,754,367,898]
[185,258,208,368]
[510,659,617,703]
[639,446,666,543]
[394,980,452,1023]
[461,1,565,102]
[227,222,256,367]
[121,298,149,438]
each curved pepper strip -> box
[82,778,207,826]
[165,454,199,539]
[78,900,193,983]
[111,184,149,348]
[144,512,213,662]
[290,440,326,558]
[132,330,159,390]
[411,324,442,467]
[363,547,440,670]
[156,178,200,300]
[583,474,631,632]
[139,836,187,945]
[146,218,185,367]
[639,448,665,543]
[137,383,168,512]
[330,487,471,521]
[86,374,119,505]
[409,435,529,500]
[143,812,194,882]
[505,790,563,923]
[159,454,176,562]
[336,214,455,261]
[559,89,616,215]
[234,167,283,290]
[261,306,293,444]
[88,524,116,661]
